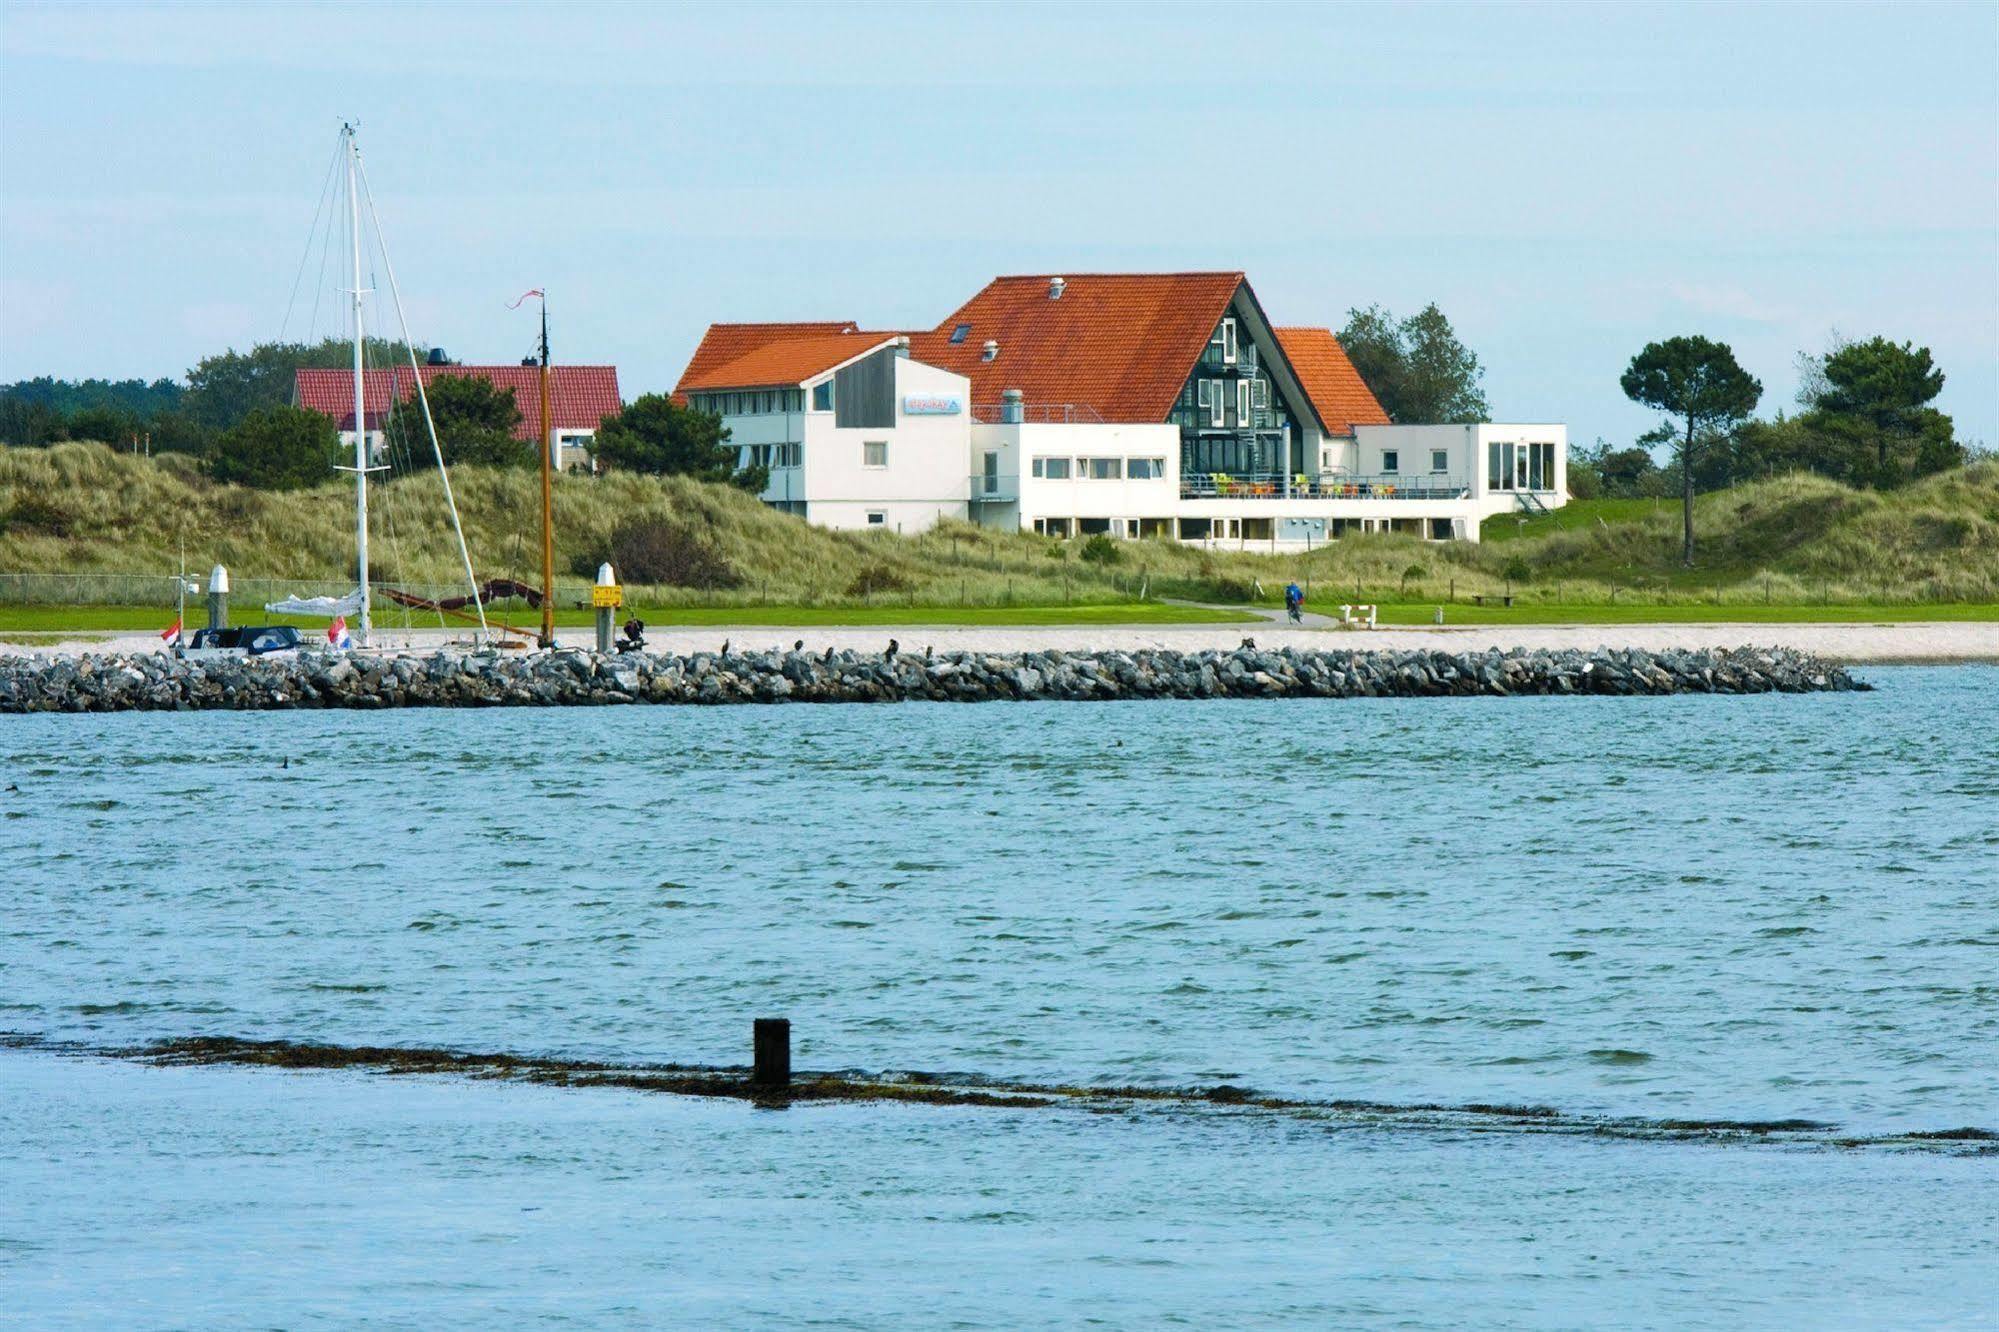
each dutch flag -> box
[329,616,353,651]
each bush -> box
[1079,533,1121,565]
[207,405,340,490]
[603,516,740,589]
[1502,556,1532,584]
[846,564,916,597]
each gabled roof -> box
[294,365,622,440]
[1270,328,1390,436]
[679,334,903,393]
[673,321,859,400]
[906,273,1244,422]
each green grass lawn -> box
[0,600,1257,635]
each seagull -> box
[886,638,899,659]
[1240,636,1257,650]
[794,639,804,652]
[923,644,933,662]
[822,646,835,663]
[720,639,730,658]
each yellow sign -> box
[591,585,623,608]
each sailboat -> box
[264,122,491,648]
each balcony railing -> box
[970,401,1106,425]
[1180,472,1472,501]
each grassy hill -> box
[2,443,1995,615]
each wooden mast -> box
[538,296,554,648]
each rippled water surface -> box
[4,666,1996,1327]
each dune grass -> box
[3,444,1995,619]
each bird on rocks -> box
[924,645,933,662]
[720,639,730,658]
[1240,636,1257,650]
[886,639,899,659]
[822,646,835,664]
[794,640,804,652]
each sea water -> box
[2,667,1995,1327]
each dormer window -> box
[949,323,971,344]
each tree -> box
[207,404,341,490]
[1620,336,1761,565]
[592,394,764,490]
[1336,303,1489,423]
[183,337,418,431]
[1813,337,1959,486]
[394,374,529,468]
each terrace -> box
[1179,472,1472,501]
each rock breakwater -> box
[0,644,1866,713]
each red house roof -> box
[673,321,859,401]
[1270,328,1391,436]
[680,334,902,392]
[906,273,1244,423]
[294,365,623,440]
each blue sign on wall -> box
[902,394,963,416]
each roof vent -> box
[982,339,1000,362]
[1048,276,1066,300]
[426,347,450,366]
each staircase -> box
[1514,490,1550,516]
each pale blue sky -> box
[3,0,1995,447]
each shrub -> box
[1079,533,1121,565]
[846,564,916,597]
[604,516,740,588]
[208,405,340,490]
[1502,556,1532,584]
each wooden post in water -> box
[753,1018,790,1088]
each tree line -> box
[0,337,760,492]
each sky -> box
[2,0,1995,448]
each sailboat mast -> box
[345,124,372,647]
[538,297,554,648]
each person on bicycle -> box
[1284,581,1305,624]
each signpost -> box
[592,564,621,651]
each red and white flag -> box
[328,616,352,650]
[160,617,180,642]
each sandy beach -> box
[5,620,1994,665]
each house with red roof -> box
[294,359,623,472]
[674,274,1564,543]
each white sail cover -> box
[264,591,364,618]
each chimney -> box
[1001,388,1024,424]
[1048,276,1066,300]
[982,339,1000,362]
[894,335,911,359]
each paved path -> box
[6,620,1995,665]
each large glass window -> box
[1127,458,1166,479]
[1208,382,1225,428]
[1036,456,1071,480]
[1382,450,1399,474]
[1220,318,1238,364]
[1236,380,1251,427]
[811,381,833,412]
[1086,458,1121,479]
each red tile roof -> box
[673,321,859,401]
[294,365,623,440]
[1271,328,1390,437]
[906,273,1243,422]
[679,334,902,392]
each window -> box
[1236,379,1251,426]
[1431,449,1449,474]
[1035,517,1072,538]
[1381,450,1399,474]
[1032,456,1071,480]
[1429,518,1454,540]
[811,381,834,412]
[1195,380,1211,407]
[1220,318,1238,364]
[1208,381,1226,428]
[949,323,972,344]
[1086,458,1121,479]
[1251,378,1268,409]
[1488,441,1506,489]
[1078,517,1113,535]
[863,440,888,468]
[866,511,886,526]
[1127,457,1166,479]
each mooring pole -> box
[752,1018,790,1088]
[595,562,616,653]
[207,564,229,630]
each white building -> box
[674,274,1564,546]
